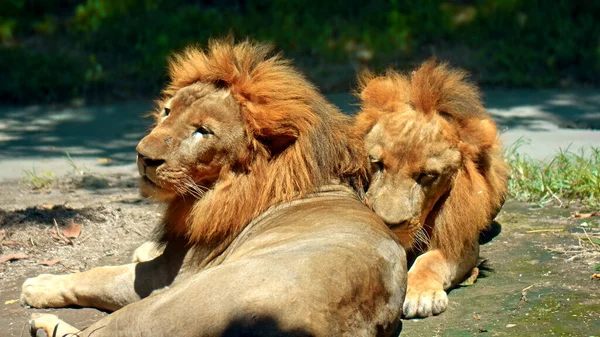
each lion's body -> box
[21,40,406,336]
[355,60,508,318]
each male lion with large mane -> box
[354,60,508,318]
[21,40,407,337]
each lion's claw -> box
[403,288,448,318]
[29,314,58,337]
[29,314,78,337]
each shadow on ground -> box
[0,101,153,164]
[485,89,600,131]
[401,201,600,337]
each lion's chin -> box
[387,220,424,250]
[139,176,176,201]
[390,228,417,248]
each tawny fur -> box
[157,39,368,249]
[355,60,508,261]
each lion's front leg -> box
[29,314,79,337]
[21,241,187,311]
[131,240,164,263]
[403,246,478,318]
[21,264,140,311]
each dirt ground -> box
[1,173,599,337]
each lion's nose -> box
[136,153,165,175]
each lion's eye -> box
[369,156,384,173]
[164,108,170,116]
[194,126,214,136]
[417,172,439,186]
[373,161,384,172]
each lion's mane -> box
[355,60,508,259]
[156,39,368,252]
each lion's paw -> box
[29,314,78,337]
[402,287,448,318]
[21,274,70,308]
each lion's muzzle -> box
[136,152,166,187]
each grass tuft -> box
[506,139,600,207]
[22,167,54,190]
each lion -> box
[20,39,407,337]
[354,60,508,318]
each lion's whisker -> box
[182,176,206,199]
[413,227,430,252]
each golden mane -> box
[355,60,508,260]
[356,60,495,155]
[157,39,367,251]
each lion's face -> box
[364,107,462,248]
[136,82,246,201]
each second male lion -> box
[355,60,508,318]
[21,39,407,337]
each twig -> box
[545,186,563,207]
[582,228,600,250]
[520,284,533,304]
[53,219,73,245]
[526,228,564,234]
[539,158,563,207]
[124,219,143,237]
[566,253,585,262]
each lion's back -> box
[219,186,407,336]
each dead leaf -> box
[97,157,112,164]
[4,299,19,305]
[62,220,82,239]
[39,258,61,266]
[41,204,54,210]
[0,252,28,263]
[473,315,480,320]
[592,273,600,280]
[571,211,600,219]
[459,267,479,286]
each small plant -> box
[506,139,600,207]
[22,167,54,190]
[65,151,88,175]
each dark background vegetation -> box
[1,0,599,104]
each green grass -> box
[65,151,88,176]
[22,167,54,190]
[506,139,600,207]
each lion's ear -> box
[462,118,498,149]
[360,77,401,112]
[360,71,410,110]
